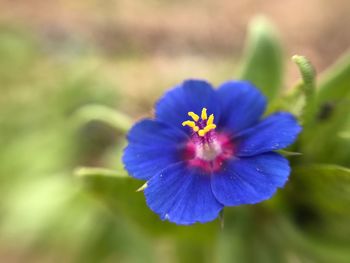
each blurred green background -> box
[0,1,350,262]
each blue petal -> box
[211,153,290,206]
[235,112,302,157]
[155,80,220,132]
[123,119,188,180]
[216,81,267,134]
[145,163,223,225]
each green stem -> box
[292,55,316,125]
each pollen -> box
[182,108,216,136]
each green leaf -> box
[298,52,350,165]
[277,150,302,157]
[73,104,133,133]
[75,167,219,240]
[266,82,305,117]
[239,16,284,100]
[300,100,350,165]
[265,55,315,119]
[292,164,350,216]
[277,217,350,263]
[318,50,350,102]
[302,50,350,121]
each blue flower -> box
[123,80,302,225]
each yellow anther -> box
[182,120,196,128]
[206,124,217,131]
[207,114,214,126]
[201,108,208,120]
[183,108,216,136]
[198,124,216,137]
[198,129,206,137]
[182,120,200,132]
[188,112,199,122]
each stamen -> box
[206,124,217,130]
[183,108,216,136]
[198,130,206,137]
[201,108,208,120]
[198,124,216,137]
[182,120,199,132]
[207,114,214,126]
[188,112,199,122]
[182,120,196,127]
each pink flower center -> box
[181,108,235,173]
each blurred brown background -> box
[1,0,349,89]
[1,0,349,67]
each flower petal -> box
[235,112,302,157]
[123,119,188,180]
[145,163,223,225]
[155,80,220,132]
[211,153,290,206]
[216,81,267,134]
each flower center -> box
[182,108,216,137]
[195,140,222,161]
[182,108,234,172]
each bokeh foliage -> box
[0,16,349,262]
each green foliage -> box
[239,17,284,100]
[0,27,144,262]
[318,51,350,103]
[299,52,350,165]
[75,167,219,240]
[74,104,133,133]
[1,17,350,263]
[293,165,350,216]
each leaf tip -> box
[136,182,148,192]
